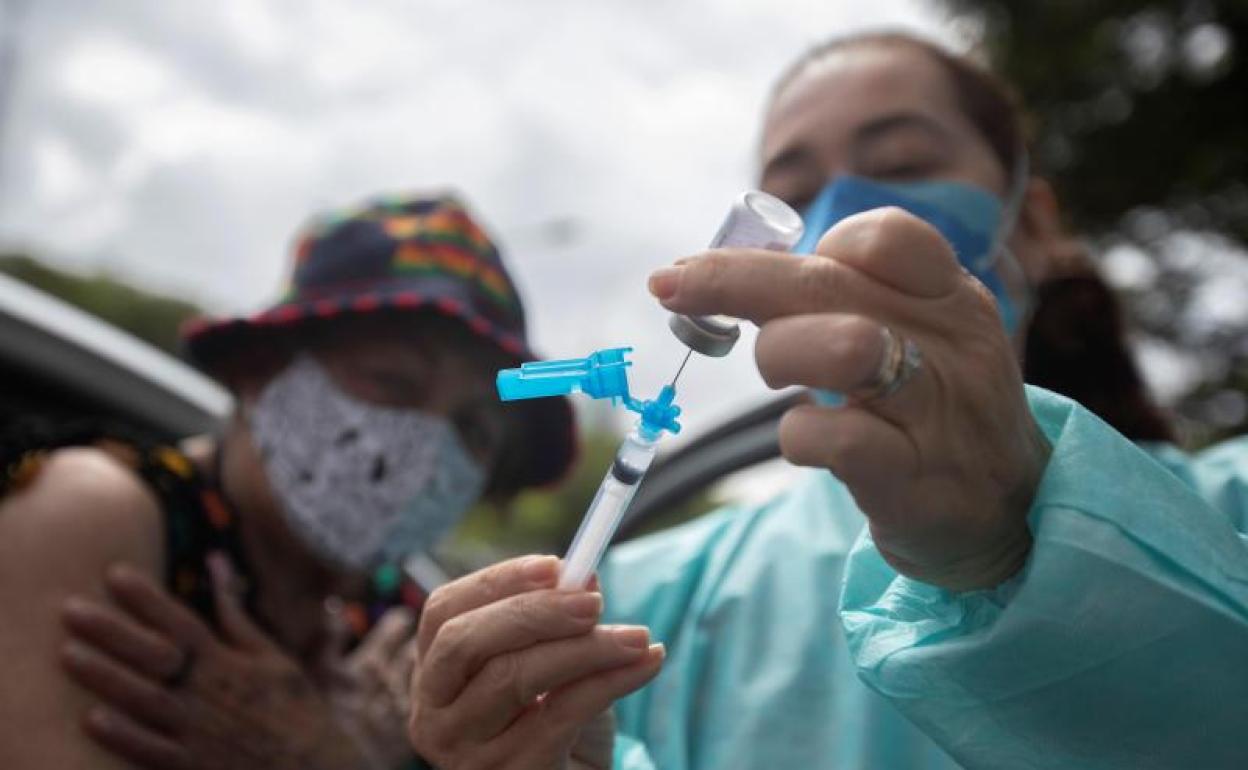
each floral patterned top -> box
[0,423,424,631]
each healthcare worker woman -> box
[407,32,1248,769]
[635,32,1248,770]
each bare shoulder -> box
[0,447,166,768]
[0,445,165,586]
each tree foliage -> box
[942,0,1248,444]
[0,253,202,355]
[946,1,1247,240]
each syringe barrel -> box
[558,429,658,590]
[669,191,804,357]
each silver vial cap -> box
[667,313,741,358]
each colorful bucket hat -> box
[183,192,575,490]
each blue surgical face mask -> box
[795,173,1026,407]
[793,175,1021,333]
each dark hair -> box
[772,32,1175,443]
[1024,273,1174,441]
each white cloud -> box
[58,33,175,108]
[0,0,952,431]
[31,134,91,205]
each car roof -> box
[0,271,231,438]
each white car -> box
[0,271,230,438]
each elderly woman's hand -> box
[649,208,1051,591]
[59,556,398,770]
[408,555,663,769]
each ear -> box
[1008,177,1065,284]
[1018,177,1062,241]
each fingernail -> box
[323,595,345,616]
[61,640,89,666]
[522,555,559,584]
[88,706,113,731]
[62,596,89,618]
[105,563,133,583]
[390,607,417,628]
[206,552,233,586]
[562,591,603,619]
[610,625,650,650]
[648,266,683,300]
[648,642,666,661]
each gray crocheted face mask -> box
[249,355,484,571]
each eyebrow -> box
[851,111,954,154]
[761,111,955,182]
[760,144,819,183]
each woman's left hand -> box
[322,605,420,770]
[649,208,1052,591]
[58,556,403,770]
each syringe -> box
[494,191,805,590]
[557,388,676,590]
[496,349,682,590]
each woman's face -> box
[221,320,506,657]
[758,41,1070,343]
[759,42,1009,210]
[311,324,507,469]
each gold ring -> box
[852,327,922,401]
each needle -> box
[668,349,693,388]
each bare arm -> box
[0,447,164,769]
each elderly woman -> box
[408,32,1248,770]
[0,193,658,769]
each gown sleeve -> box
[602,471,959,770]
[839,385,1248,770]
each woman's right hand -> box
[408,556,663,769]
[59,555,379,770]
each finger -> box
[396,638,419,695]
[755,313,888,393]
[758,313,937,429]
[648,208,962,324]
[452,625,652,742]
[813,207,962,297]
[649,250,881,323]
[418,589,603,708]
[312,596,354,686]
[83,706,192,770]
[105,564,213,651]
[61,640,187,733]
[778,405,919,519]
[62,595,185,681]
[354,607,416,668]
[498,644,665,765]
[416,555,560,659]
[207,552,272,652]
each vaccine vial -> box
[668,190,804,357]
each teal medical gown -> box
[602,448,962,768]
[603,386,1248,769]
[841,386,1248,769]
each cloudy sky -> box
[0,0,965,435]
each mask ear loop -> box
[986,149,1035,327]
